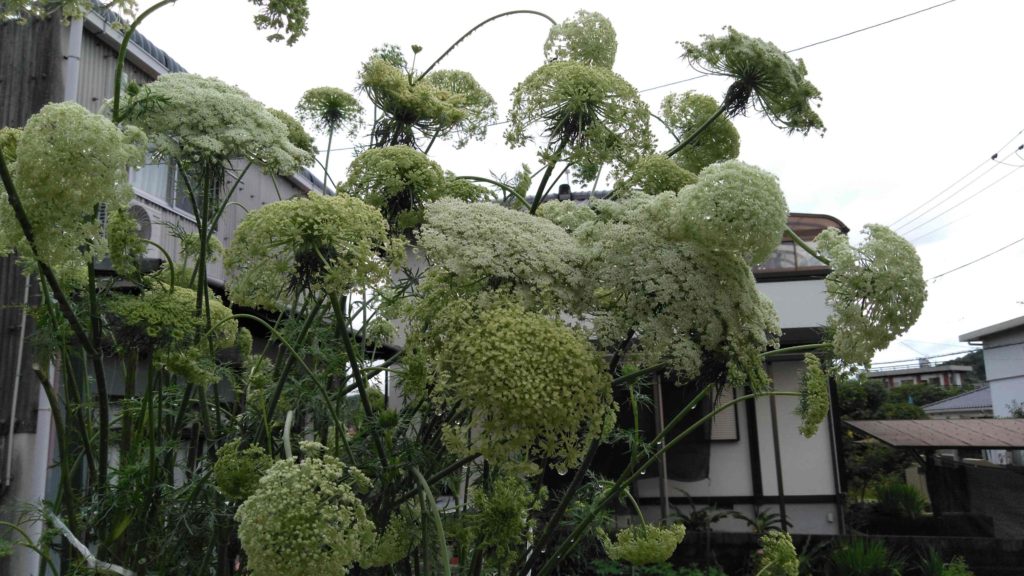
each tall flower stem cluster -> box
[0,5,929,576]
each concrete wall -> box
[980,327,1024,417]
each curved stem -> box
[415,10,557,83]
[663,100,728,159]
[412,467,452,576]
[141,239,176,289]
[456,175,528,209]
[762,343,830,359]
[783,226,830,266]
[111,0,177,123]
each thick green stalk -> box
[529,142,568,214]
[783,226,831,266]
[663,101,728,159]
[412,467,452,576]
[85,259,110,490]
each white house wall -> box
[756,279,829,329]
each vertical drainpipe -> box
[2,275,31,490]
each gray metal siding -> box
[77,30,153,113]
[0,257,40,433]
[0,17,65,127]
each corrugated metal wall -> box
[77,30,152,113]
[0,258,39,434]
[0,17,65,128]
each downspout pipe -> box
[64,18,84,103]
[2,274,31,490]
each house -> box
[960,315,1024,418]
[922,386,992,420]
[632,213,848,536]
[0,8,321,574]
[868,360,973,390]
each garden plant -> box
[0,2,928,575]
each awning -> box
[845,419,1024,449]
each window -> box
[129,155,223,217]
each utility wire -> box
[894,159,1004,233]
[928,233,1024,282]
[890,131,1024,229]
[870,348,978,366]
[638,0,958,93]
[900,165,1024,237]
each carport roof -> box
[845,419,1024,449]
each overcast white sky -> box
[133,0,1024,368]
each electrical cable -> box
[638,0,958,93]
[900,164,1024,237]
[928,233,1024,282]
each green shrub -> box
[831,538,903,576]
[875,480,927,519]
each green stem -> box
[0,521,60,575]
[412,467,452,576]
[783,226,830,266]
[537,390,801,576]
[332,295,389,469]
[111,0,177,123]
[391,453,479,506]
[663,101,728,159]
[85,259,110,490]
[762,343,830,358]
[621,490,647,526]
[323,129,334,193]
[456,175,529,209]
[415,10,557,83]
[529,142,568,215]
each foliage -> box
[830,538,904,576]
[874,480,927,519]
[660,91,741,174]
[0,6,933,576]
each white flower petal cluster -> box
[660,91,740,174]
[0,102,142,271]
[650,160,788,264]
[123,73,313,174]
[422,300,615,473]
[224,192,392,311]
[756,530,800,576]
[585,203,779,385]
[797,354,830,438]
[419,199,585,310]
[598,523,687,566]
[816,225,926,366]
[506,61,653,182]
[544,10,618,68]
[236,451,375,576]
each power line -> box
[900,164,1024,237]
[639,0,958,93]
[890,131,1024,230]
[928,233,1024,282]
[785,0,957,53]
[871,348,978,366]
